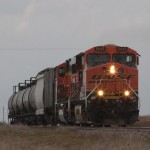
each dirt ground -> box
[0,120,150,150]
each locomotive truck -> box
[8,44,140,126]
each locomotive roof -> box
[84,44,139,56]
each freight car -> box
[8,44,140,126]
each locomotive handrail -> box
[125,80,139,98]
[85,80,102,107]
[86,80,102,100]
[67,89,80,118]
[85,78,140,108]
[85,79,139,100]
[125,79,140,109]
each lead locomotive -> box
[8,44,140,126]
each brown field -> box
[0,116,150,150]
[132,115,150,127]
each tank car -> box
[8,44,140,126]
[8,69,55,125]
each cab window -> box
[87,54,110,67]
[113,54,136,68]
[58,67,65,77]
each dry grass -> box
[0,124,150,150]
[132,115,150,127]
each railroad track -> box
[30,124,150,133]
[77,126,150,133]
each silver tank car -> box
[17,89,26,112]
[8,93,15,114]
[11,92,19,114]
[34,73,45,115]
[22,87,31,112]
[8,68,55,125]
[28,85,36,111]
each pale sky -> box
[0,0,150,121]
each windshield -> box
[87,54,110,67]
[113,54,136,68]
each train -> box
[8,44,140,126]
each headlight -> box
[97,90,104,97]
[124,90,130,97]
[110,65,116,74]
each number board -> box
[95,46,105,51]
[117,47,128,51]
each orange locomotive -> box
[8,44,140,126]
[56,44,139,126]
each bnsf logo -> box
[91,74,136,80]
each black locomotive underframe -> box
[87,99,139,125]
